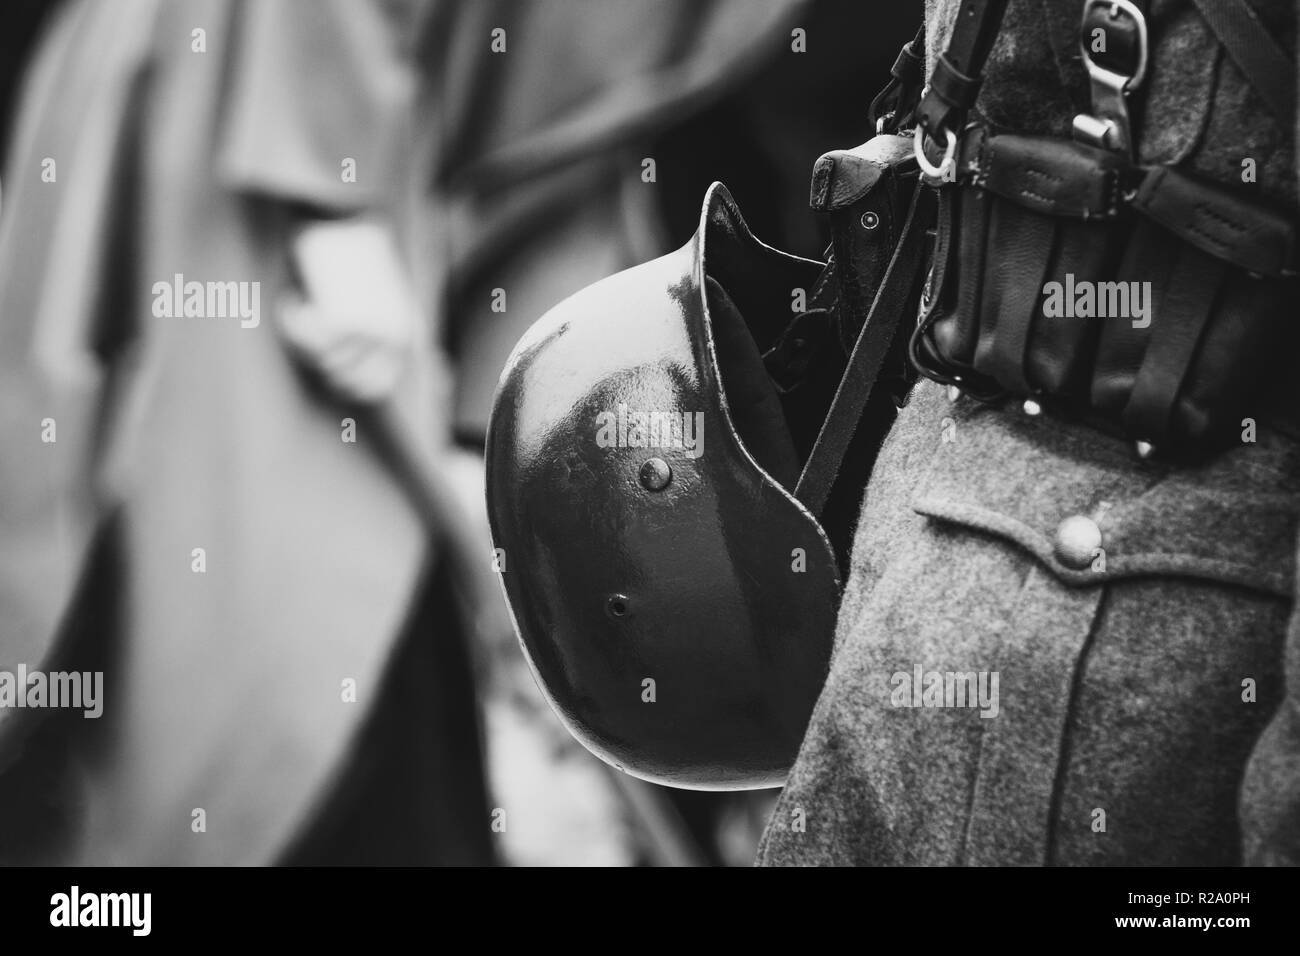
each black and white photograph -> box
[0,0,1293,937]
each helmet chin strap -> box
[794,180,928,517]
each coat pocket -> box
[909,395,1300,597]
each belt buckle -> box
[1073,0,1149,157]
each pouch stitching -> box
[1193,203,1248,235]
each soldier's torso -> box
[758,0,1300,866]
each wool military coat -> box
[759,0,1300,865]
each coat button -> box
[1054,515,1102,569]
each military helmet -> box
[485,183,842,789]
[486,131,925,788]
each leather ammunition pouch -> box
[912,129,1299,455]
[891,0,1300,460]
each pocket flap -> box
[911,395,1300,597]
[964,131,1131,219]
[1132,165,1298,277]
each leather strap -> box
[915,0,1011,140]
[1122,248,1226,441]
[978,210,1057,394]
[1189,0,1295,123]
[796,181,928,516]
[870,25,927,133]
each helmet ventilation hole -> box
[606,594,630,619]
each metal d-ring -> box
[1081,0,1149,91]
[914,125,958,181]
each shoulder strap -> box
[915,0,1012,142]
[870,24,927,134]
[1188,0,1295,123]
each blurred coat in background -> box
[0,0,492,865]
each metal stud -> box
[860,210,880,230]
[639,457,672,491]
[1135,440,1155,460]
[606,594,631,619]
[1023,398,1043,417]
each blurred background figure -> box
[0,0,913,866]
[0,0,494,866]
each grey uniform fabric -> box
[759,0,1300,866]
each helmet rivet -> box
[860,211,880,230]
[606,594,630,619]
[639,457,672,491]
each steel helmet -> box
[486,136,925,789]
